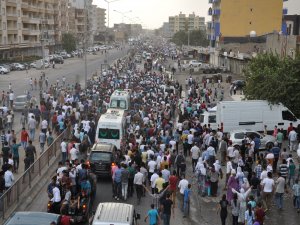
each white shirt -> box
[148,160,157,173]
[9,93,14,101]
[190,146,200,159]
[147,149,154,160]
[60,142,67,153]
[178,179,189,194]
[69,147,79,160]
[262,177,274,193]
[4,170,15,187]
[161,169,170,182]
[41,120,48,129]
[51,186,61,202]
[227,146,235,158]
[150,173,159,188]
[8,158,14,165]
[133,172,144,185]
[187,134,194,144]
[260,170,268,181]
[226,161,233,174]
[169,140,176,150]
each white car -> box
[189,60,202,68]
[229,129,276,150]
[0,66,9,74]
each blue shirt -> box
[254,137,261,150]
[271,147,280,158]
[114,168,122,183]
[184,188,191,202]
[147,209,158,225]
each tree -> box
[62,33,76,53]
[171,30,208,47]
[243,53,300,117]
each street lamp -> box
[104,0,121,28]
[113,10,132,23]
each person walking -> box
[121,163,129,201]
[244,203,255,225]
[190,143,200,172]
[11,139,21,173]
[261,172,274,211]
[4,165,14,189]
[26,140,36,166]
[217,194,229,225]
[160,193,174,225]
[183,183,192,217]
[231,193,239,225]
[39,131,46,154]
[60,139,67,164]
[292,179,300,213]
[275,172,286,210]
[144,204,160,225]
[289,128,298,152]
[28,115,36,141]
[133,167,144,204]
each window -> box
[246,132,260,139]
[208,115,216,123]
[282,110,296,121]
[90,152,112,162]
[199,115,204,123]
[2,22,6,30]
[2,8,5,15]
[234,132,245,139]
[98,128,120,140]
[110,100,127,109]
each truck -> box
[200,100,299,133]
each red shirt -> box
[20,130,29,142]
[169,175,178,191]
[255,208,265,225]
[60,215,71,225]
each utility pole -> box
[40,20,47,70]
[84,0,88,89]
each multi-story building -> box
[207,0,287,47]
[0,0,106,58]
[168,12,205,36]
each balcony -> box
[6,13,18,20]
[7,29,18,35]
[23,30,40,36]
[208,8,213,16]
[6,0,17,7]
[207,22,212,29]
[213,9,221,16]
[283,8,288,15]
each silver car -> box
[13,95,28,111]
[229,129,276,150]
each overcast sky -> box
[93,0,300,29]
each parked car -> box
[51,56,64,64]
[14,95,29,110]
[229,129,276,150]
[232,80,246,89]
[189,60,202,68]
[4,212,61,225]
[0,65,9,74]
[11,63,26,71]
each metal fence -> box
[0,130,66,220]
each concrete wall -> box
[266,33,297,58]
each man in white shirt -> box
[60,139,67,163]
[69,144,79,161]
[9,91,14,108]
[289,128,298,152]
[161,165,170,184]
[148,156,157,181]
[41,119,48,133]
[51,184,62,213]
[190,143,200,172]
[4,165,14,189]
[178,176,189,209]
[28,115,36,141]
[133,167,144,204]
[150,171,159,194]
[261,172,275,210]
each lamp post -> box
[249,30,256,57]
[104,0,121,28]
[84,0,88,89]
[113,10,132,23]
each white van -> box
[95,109,126,149]
[216,100,299,133]
[109,90,131,110]
[91,202,140,225]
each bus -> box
[95,109,126,149]
[109,90,131,110]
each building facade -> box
[169,12,205,36]
[207,0,287,47]
[0,0,106,59]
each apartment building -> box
[207,0,287,47]
[0,0,106,59]
[168,12,205,36]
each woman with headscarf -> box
[195,158,207,196]
[232,186,252,224]
[236,166,244,189]
[241,177,250,191]
[226,169,239,203]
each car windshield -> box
[234,132,245,139]
[90,152,112,162]
[98,128,120,139]
[15,97,27,102]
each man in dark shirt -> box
[26,140,36,165]
[250,172,261,199]
[271,143,281,172]
[0,171,5,195]
[160,193,174,225]
[2,141,10,163]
